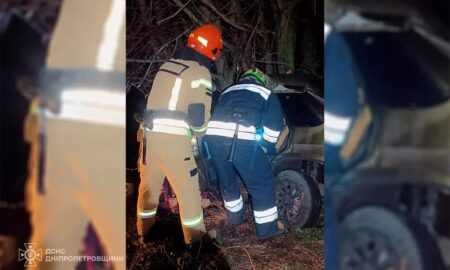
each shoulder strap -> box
[158,60,189,77]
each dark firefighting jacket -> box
[206,77,284,155]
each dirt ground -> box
[126,193,324,270]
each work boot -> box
[259,221,286,240]
[226,209,244,225]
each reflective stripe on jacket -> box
[146,59,212,136]
[207,78,284,147]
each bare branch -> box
[198,0,249,32]
[170,0,203,26]
[138,28,191,88]
[127,59,166,63]
[157,0,193,25]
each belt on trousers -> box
[36,69,125,194]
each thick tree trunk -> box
[276,1,298,72]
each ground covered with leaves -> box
[126,194,324,270]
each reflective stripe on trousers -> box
[181,213,204,228]
[137,131,206,244]
[223,195,244,213]
[137,208,157,219]
[254,206,278,224]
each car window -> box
[276,92,324,127]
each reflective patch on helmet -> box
[197,36,208,47]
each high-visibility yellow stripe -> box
[138,208,157,218]
[168,78,183,110]
[45,88,125,127]
[30,98,40,114]
[181,213,204,228]
[191,125,208,132]
[191,78,212,89]
[153,118,190,129]
[148,125,191,136]
[96,0,125,71]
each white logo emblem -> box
[18,243,43,267]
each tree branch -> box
[157,0,193,25]
[198,0,249,32]
[138,28,191,88]
[170,0,203,26]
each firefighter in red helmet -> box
[136,24,222,245]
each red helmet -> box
[186,24,222,61]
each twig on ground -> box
[243,246,256,270]
[225,246,257,270]
[293,245,324,267]
[162,246,178,267]
[196,238,203,259]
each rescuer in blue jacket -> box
[204,68,285,239]
[324,29,374,270]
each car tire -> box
[339,206,444,270]
[275,169,321,228]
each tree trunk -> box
[277,5,296,72]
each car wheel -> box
[339,206,444,270]
[275,169,321,228]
